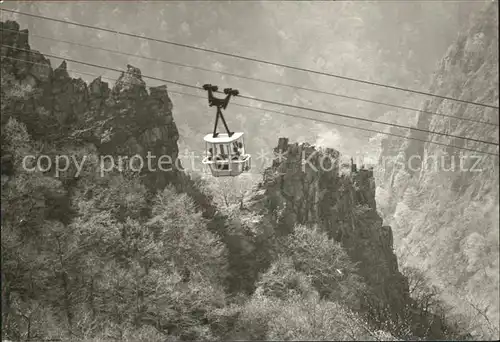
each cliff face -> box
[1,20,184,192]
[248,138,417,325]
[375,2,499,336]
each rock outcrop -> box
[379,2,498,198]
[375,2,499,337]
[248,137,450,338]
[1,20,184,192]
[1,19,221,225]
[249,138,462,339]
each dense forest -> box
[1,1,499,341]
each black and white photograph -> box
[0,0,498,340]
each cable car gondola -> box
[201,84,251,177]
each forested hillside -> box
[0,19,483,341]
[374,2,499,340]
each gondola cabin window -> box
[202,132,251,177]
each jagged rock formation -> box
[375,2,499,337]
[1,19,218,220]
[378,2,498,208]
[254,138,406,304]
[1,20,182,190]
[248,138,448,338]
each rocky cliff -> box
[0,20,214,200]
[253,137,406,302]
[247,137,451,338]
[375,2,499,338]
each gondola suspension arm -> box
[203,84,239,138]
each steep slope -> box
[252,138,404,306]
[245,137,459,339]
[2,20,228,341]
[1,20,176,183]
[375,2,499,338]
[1,20,216,213]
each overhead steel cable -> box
[1,27,497,128]
[2,44,199,89]
[1,55,498,157]
[1,46,499,148]
[237,92,500,147]
[1,7,499,110]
